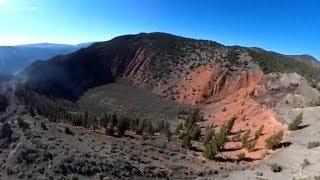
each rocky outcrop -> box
[258,73,320,124]
[261,73,320,108]
[122,47,154,87]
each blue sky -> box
[0,0,319,59]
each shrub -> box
[156,120,165,132]
[29,108,36,117]
[40,121,48,130]
[241,130,256,151]
[105,127,115,136]
[111,114,118,128]
[301,159,310,169]
[116,118,129,137]
[203,128,214,146]
[146,121,155,135]
[129,118,139,130]
[178,132,185,140]
[17,118,30,129]
[135,123,145,135]
[190,126,201,141]
[225,117,236,133]
[244,140,256,152]
[92,116,98,131]
[270,163,282,173]
[181,135,192,149]
[230,131,241,142]
[64,127,74,135]
[241,130,250,144]
[203,141,218,159]
[184,109,202,130]
[101,112,110,127]
[237,153,246,162]
[315,176,320,180]
[174,123,183,135]
[307,141,320,149]
[0,122,13,140]
[254,125,264,139]
[288,113,303,131]
[165,128,172,141]
[265,130,284,150]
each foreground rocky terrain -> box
[215,106,320,180]
[1,32,320,179]
[0,111,252,180]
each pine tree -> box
[105,126,115,136]
[116,118,129,137]
[101,112,109,128]
[265,130,284,150]
[83,109,90,127]
[165,128,172,141]
[135,122,145,135]
[181,135,192,149]
[190,125,201,141]
[29,107,36,117]
[157,120,165,132]
[0,122,13,140]
[146,121,155,135]
[241,130,250,145]
[203,141,219,159]
[92,116,98,132]
[254,125,264,139]
[111,114,118,128]
[288,113,303,131]
[203,128,214,146]
[130,118,140,130]
[244,139,256,152]
[174,123,183,135]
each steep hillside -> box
[19,32,257,100]
[0,43,92,74]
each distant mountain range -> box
[0,43,92,74]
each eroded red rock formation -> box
[150,65,288,159]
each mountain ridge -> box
[18,32,320,101]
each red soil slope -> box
[156,65,287,159]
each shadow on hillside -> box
[190,147,203,153]
[221,147,242,152]
[297,124,310,130]
[214,156,259,163]
[230,129,246,135]
[276,141,292,149]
